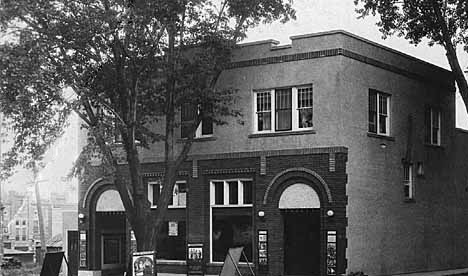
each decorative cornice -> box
[202,168,256,175]
[228,48,452,87]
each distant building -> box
[77,30,468,276]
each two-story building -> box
[77,30,468,276]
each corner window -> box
[148,180,187,208]
[368,90,390,135]
[181,103,213,138]
[254,85,313,133]
[425,107,441,145]
[210,179,253,263]
[403,163,414,200]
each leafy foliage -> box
[0,0,295,250]
[355,0,468,117]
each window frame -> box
[181,103,213,139]
[368,89,391,136]
[148,180,187,209]
[403,163,414,200]
[426,107,441,145]
[209,179,253,264]
[253,85,314,134]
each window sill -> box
[404,198,415,203]
[156,260,186,265]
[150,206,186,209]
[211,204,253,208]
[249,129,316,138]
[424,143,444,149]
[177,136,216,143]
[367,132,395,141]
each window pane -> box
[276,110,292,131]
[299,108,313,128]
[275,89,292,131]
[368,91,377,133]
[242,181,252,204]
[152,184,160,206]
[228,181,238,205]
[176,183,187,206]
[212,210,252,262]
[256,92,271,131]
[432,110,439,144]
[202,116,213,135]
[214,182,224,205]
[258,112,271,131]
[379,114,387,134]
[379,94,387,115]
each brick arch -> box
[262,167,333,205]
[81,177,113,209]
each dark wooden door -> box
[283,209,321,275]
[68,230,79,276]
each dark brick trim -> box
[188,147,348,161]
[202,167,256,175]
[142,171,189,177]
[228,48,452,87]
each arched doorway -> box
[94,189,127,274]
[279,183,321,276]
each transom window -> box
[368,89,390,135]
[425,107,441,145]
[210,179,253,206]
[254,85,313,133]
[148,180,187,208]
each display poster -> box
[258,230,268,271]
[79,230,87,267]
[168,221,178,236]
[132,251,156,276]
[130,230,137,254]
[187,243,204,276]
[39,252,64,276]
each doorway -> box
[283,209,321,276]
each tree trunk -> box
[33,164,47,264]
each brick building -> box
[77,30,468,276]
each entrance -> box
[283,209,321,275]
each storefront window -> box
[210,179,253,263]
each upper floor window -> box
[254,85,313,133]
[403,163,414,200]
[181,103,213,139]
[368,90,390,136]
[425,107,441,145]
[148,180,187,208]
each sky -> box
[2,0,468,197]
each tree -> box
[354,0,468,110]
[0,0,295,254]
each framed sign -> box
[187,243,204,276]
[132,251,156,276]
